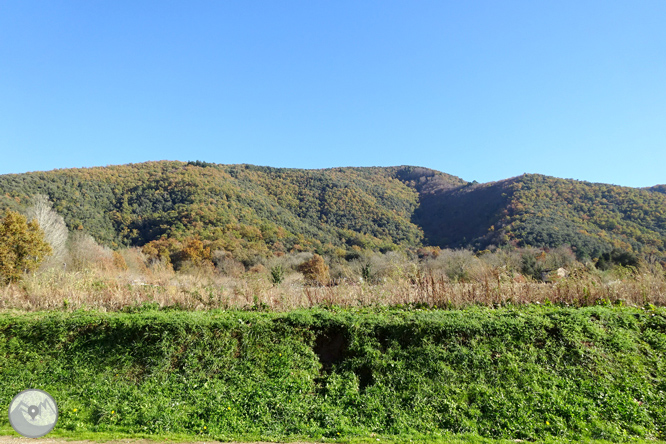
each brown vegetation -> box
[296,253,330,286]
[1,242,664,312]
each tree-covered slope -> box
[500,175,666,257]
[402,174,666,258]
[419,174,665,258]
[0,162,462,257]
[649,184,666,195]
[412,179,513,249]
[1,162,665,260]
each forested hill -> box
[649,185,666,195]
[0,162,464,258]
[1,161,665,260]
[418,174,666,258]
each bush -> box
[270,264,285,284]
[112,251,129,271]
[476,248,523,272]
[282,252,314,271]
[521,252,544,280]
[0,210,52,283]
[173,238,213,271]
[66,231,114,271]
[366,251,414,281]
[424,249,484,282]
[0,307,664,441]
[213,250,245,277]
[361,262,372,282]
[596,248,640,271]
[120,247,151,275]
[297,254,330,286]
[248,264,266,274]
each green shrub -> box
[361,262,372,282]
[269,264,284,284]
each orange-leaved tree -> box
[297,254,330,286]
[0,210,52,283]
[175,237,214,270]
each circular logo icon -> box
[8,389,58,438]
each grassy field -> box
[1,306,664,442]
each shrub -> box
[1,308,664,441]
[66,231,114,271]
[521,252,544,280]
[281,252,314,271]
[120,247,151,274]
[297,254,330,286]
[112,251,129,271]
[270,264,285,284]
[328,260,355,282]
[367,251,414,281]
[424,249,483,282]
[476,248,523,272]
[173,238,213,270]
[0,210,52,283]
[249,264,266,274]
[544,245,577,269]
[361,262,372,282]
[596,248,640,271]
[213,250,245,277]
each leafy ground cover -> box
[0,434,661,444]
[0,433,662,444]
[0,306,664,442]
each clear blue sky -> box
[1,1,664,187]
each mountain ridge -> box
[1,160,664,260]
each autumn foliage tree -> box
[142,237,214,271]
[297,254,330,286]
[0,210,52,283]
[175,238,214,270]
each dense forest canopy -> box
[649,184,666,195]
[1,161,665,262]
[0,162,455,260]
[502,174,666,258]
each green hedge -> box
[0,306,664,441]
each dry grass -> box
[1,262,665,312]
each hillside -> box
[413,174,666,258]
[500,175,666,257]
[649,184,666,195]
[0,162,463,260]
[1,161,665,260]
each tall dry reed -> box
[1,263,664,312]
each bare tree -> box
[26,194,69,259]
